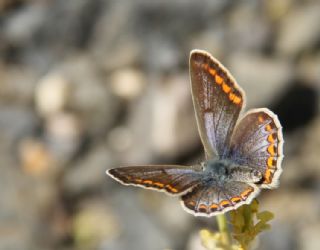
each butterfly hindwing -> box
[181,181,259,216]
[229,108,284,188]
[190,50,245,158]
[107,165,203,195]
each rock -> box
[0,105,38,146]
[105,189,173,250]
[0,64,38,104]
[139,191,194,248]
[2,2,46,45]
[281,117,320,188]
[150,73,199,158]
[227,53,292,108]
[259,222,297,250]
[36,55,121,138]
[297,53,320,87]
[90,1,141,71]
[107,126,134,153]
[35,73,70,117]
[262,190,319,226]
[109,68,146,100]
[276,2,320,56]
[44,112,83,162]
[18,137,54,177]
[189,30,225,60]
[227,2,272,52]
[125,72,199,162]
[299,223,320,250]
[264,0,293,21]
[62,56,121,138]
[63,145,115,196]
[143,37,181,72]
[0,141,58,250]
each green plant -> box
[200,199,274,250]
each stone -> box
[227,53,292,108]
[2,2,46,45]
[63,145,115,196]
[297,53,320,86]
[227,2,272,52]
[44,112,83,162]
[18,137,54,176]
[35,73,70,117]
[299,223,320,250]
[189,30,225,61]
[276,3,320,56]
[109,68,146,100]
[0,64,38,104]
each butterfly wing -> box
[190,50,245,159]
[107,165,203,196]
[181,181,259,217]
[228,108,284,188]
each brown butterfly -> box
[107,50,284,217]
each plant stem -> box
[217,214,232,248]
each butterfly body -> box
[202,159,262,184]
[107,49,284,217]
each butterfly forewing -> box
[190,50,245,159]
[107,165,203,195]
[228,108,284,188]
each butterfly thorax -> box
[202,159,262,184]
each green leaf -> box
[228,199,275,250]
[257,211,274,222]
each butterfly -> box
[107,50,284,217]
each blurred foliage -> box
[200,200,274,250]
[230,199,274,249]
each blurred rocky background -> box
[0,0,319,249]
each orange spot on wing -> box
[154,182,164,188]
[267,157,275,168]
[209,68,216,76]
[210,204,219,211]
[199,204,207,209]
[188,201,196,206]
[233,95,242,104]
[143,180,153,185]
[258,116,264,123]
[240,187,253,200]
[266,124,273,132]
[268,134,276,143]
[135,179,142,183]
[198,204,208,212]
[220,200,231,207]
[268,144,276,156]
[166,185,178,193]
[215,74,223,85]
[264,169,273,183]
[231,197,242,204]
[229,92,235,101]
[222,82,231,93]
